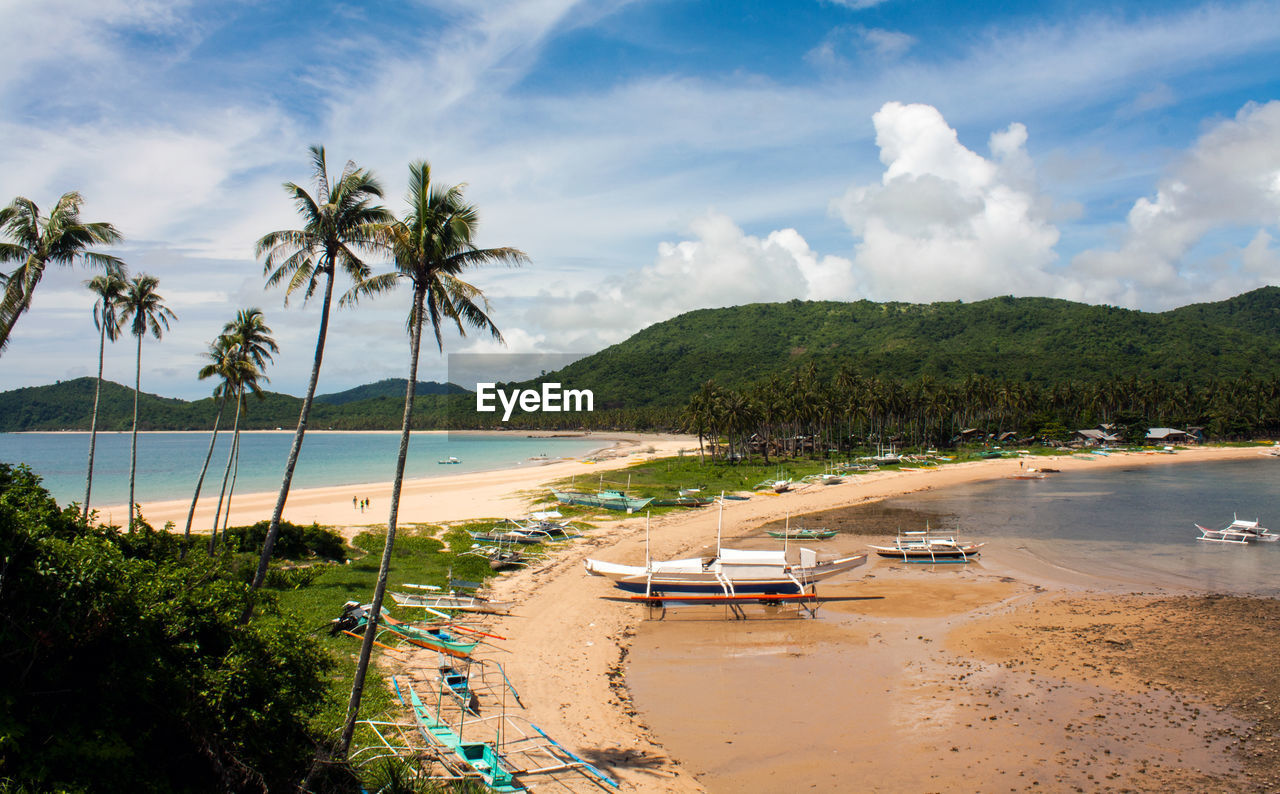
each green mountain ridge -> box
[316,378,471,405]
[528,287,1280,409]
[4,287,1280,431]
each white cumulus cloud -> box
[833,101,1063,302]
[1072,100,1280,306]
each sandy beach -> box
[414,445,1279,793]
[116,439,1280,791]
[100,432,691,531]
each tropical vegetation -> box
[251,145,391,593]
[0,192,124,355]
[119,274,177,529]
[335,160,527,758]
[82,271,129,518]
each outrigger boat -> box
[868,528,984,562]
[1196,515,1279,544]
[585,503,864,597]
[550,488,654,512]
[330,601,482,658]
[390,584,514,614]
[766,526,837,540]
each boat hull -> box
[589,554,867,594]
[552,489,654,511]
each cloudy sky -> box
[3,0,1279,399]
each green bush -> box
[0,464,338,792]
[221,519,347,561]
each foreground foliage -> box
[0,464,334,792]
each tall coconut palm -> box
[185,335,238,549]
[119,274,176,531]
[82,271,128,519]
[0,192,124,354]
[251,146,389,591]
[209,309,276,553]
[335,160,527,758]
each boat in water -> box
[868,528,985,563]
[1196,515,1279,544]
[438,456,461,464]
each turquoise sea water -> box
[0,431,607,509]
[847,457,1280,596]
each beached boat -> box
[390,585,514,614]
[585,546,865,595]
[550,488,654,512]
[1196,515,1279,544]
[400,680,524,792]
[438,664,479,714]
[330,601,481,658]
[868,528,984,562]
[651,493,716,507]
[752,478,792,493]
[802,471,844,486]
[766,527,837,540]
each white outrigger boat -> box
[868,527,985,562]
[1196,515,1279,544]
[584,501,865,597]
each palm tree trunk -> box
[184,396,225,550]
[250,264,335,592]
[210,391,243,554]
[222,426,242,538]
[83,322,107,519]
[128,332,141,531]
[338,288,424,757]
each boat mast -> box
[645,511,651,569]
[716,492,724,555]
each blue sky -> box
[2,0,1279,398]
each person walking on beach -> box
[353,495,357,509]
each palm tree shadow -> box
[576,746,669,776]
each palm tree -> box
[119,274,176,530]
[82,271,128,519]
[185,335,238,549]
[0,192,124,354]
[251,146,390,591]
[209,309,276,553]
[335,160,527,758]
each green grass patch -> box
[267,520,513,747]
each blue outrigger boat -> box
[551,488,653,512]
[399,679,525,792]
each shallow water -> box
[626,459,1279,792]
[0,431,606,508]
[865,458,1280,596]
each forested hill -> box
[6,288,1280,430]
[316,378,469,405]
[528,287,1280,409]
[0,378,462,432]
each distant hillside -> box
[0,378,463,432]
[316,379,469,405]
[530,287,1280,409]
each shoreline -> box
[463,445,1277,792]
[99,431,691,529]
